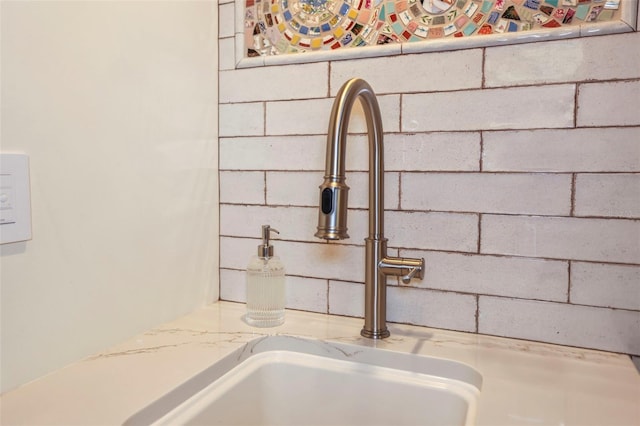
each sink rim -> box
[124,335,483,426]
[245,335,483,390]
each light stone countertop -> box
[1,301,639,425]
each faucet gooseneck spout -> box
[315,78,425,339]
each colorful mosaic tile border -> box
[244,0,624,56]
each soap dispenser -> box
[245,225,286,327]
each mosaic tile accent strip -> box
[244,0,623,56]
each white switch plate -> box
[0,154,32,244]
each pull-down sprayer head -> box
[315,178,350,240]
[315,78,383,241]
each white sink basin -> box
[125,336,482,426]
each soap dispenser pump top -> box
[258,225,279,258]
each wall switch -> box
[1,174,17,224]
[0,154,32,244]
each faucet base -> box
[361,327,390,339]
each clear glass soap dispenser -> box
[245,225,286,327]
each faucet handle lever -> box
[379,256,424,284]
[402,267,420,284]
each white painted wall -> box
[0,1,218,392]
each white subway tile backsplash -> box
[571,262,640,311]
[388,287,477,332]
[267,172,324,206]
[219,103,264,137]
[220,236,257,270]
[402,85,575,132]
[342,134,370,171]
[220,205,318,242]
[479,296,640,355]
[577,80,640,127]
[218,37,235,71]
[483,127,640,172]
[342,172,399,210]
[220,269,244,303]
[330,50,483,95]
[218,3,235,38]
[402,173,571,215]
[481,215,640,264]
[329,280,364,317]
[280,241,365,282]
[385,133,481,172]
[266,98,334,135]
[286,276,328,313]
[484,33,640,87]
[266,95,400,135]
[219,63,328,103]
[386,211,478,252]
[355,95,401,133]
[402,250,568,302]
[219,171,264,204]
[218,32,640,355]
[574,174,640,219]
[219,136,325,171]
